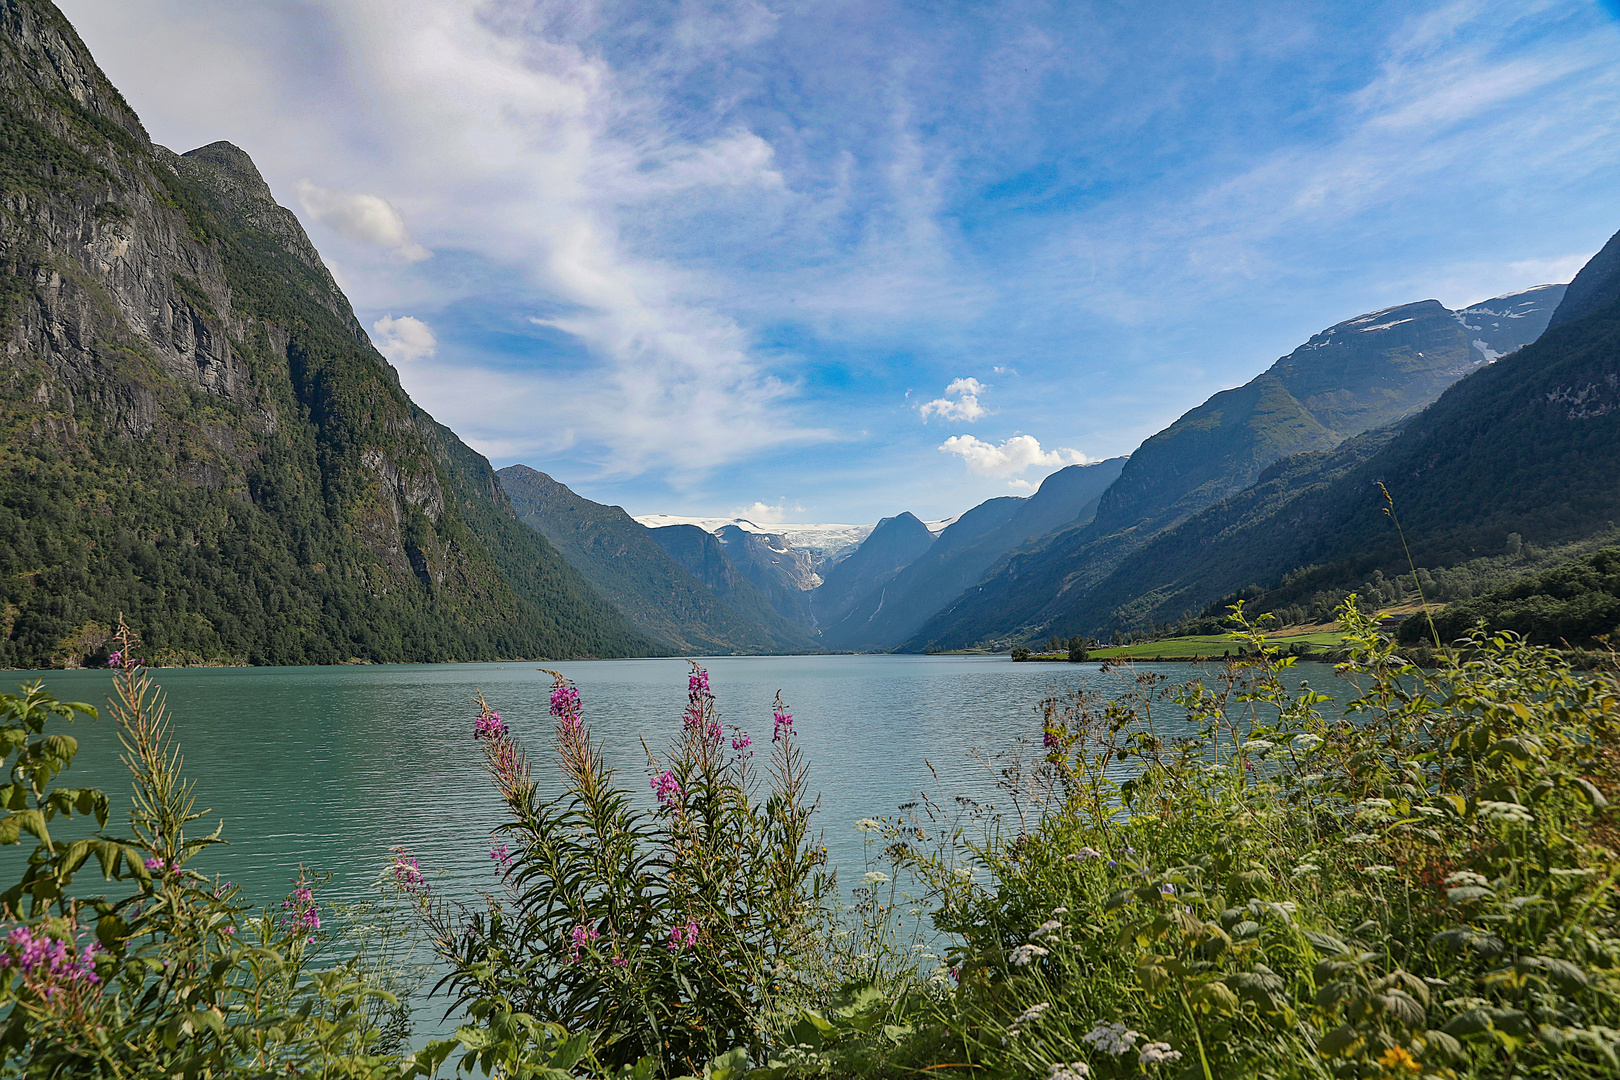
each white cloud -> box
[295,180,429,263]
[1007,478,1035,491]
[371,314,437,362]
[919,377,988,422]
[939,434,1091,477]
[731,499,803,524]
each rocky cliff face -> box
[0,0,645,665]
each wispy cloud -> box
[371,315,437,362]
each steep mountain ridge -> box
[903,285,1566,651]
[822,458,1126,651]
[809,512,935,625]
[0,0,646,665]
[498,466,817,654]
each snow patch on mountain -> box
[634,515,875,562]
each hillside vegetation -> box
[0,0,647,666]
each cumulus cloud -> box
[732,499,804,524]
[919,377,988,422]
[371,314,437,362]
[939,434,1091,477]
[295,180,429,263]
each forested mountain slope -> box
[0,0,648,665]
[904,285,1566,652]
[499,466,816,654]
[948,232,1620,645]
[822,458,1124,651]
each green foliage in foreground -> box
[1401,546,1620,649]
[2,605,1617,1079]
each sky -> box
[58,0,1620,524]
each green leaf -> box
[1317,1023,1362,1057]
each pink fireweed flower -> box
[144,856,165,873]
[473,707,507,741]
[0,925,102,997]
[106,650,121,668]
[567,922,600,963]
[731,731,751,751]
[773,706,794,742]
[489,843,514,869]
[651,770,682,806]
[390,847,428,894]
[666,920,699,951]
[281,884,321,940]
[549,683,582,733]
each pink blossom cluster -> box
[731,732,752,752]
[567,922,600,963]
[683,668,721,744]
[666,920,698,951]
[473,707,507,741]
[489,842,514,869]
[144,855,166,873]
[390,847,428,894]
[650,770,682,806]
[773,706,794,743]
[0,925,101,997]
[281,885,321,941]
[550,683,582,734]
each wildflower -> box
[732,731,751,751]
[390,848,428,894]
[862,871,890,886]
[107,650,122,667]
[474,707,507,741]
[1354,797,1394,821]
[1443,870,1489,888]
[144,856,166,873]
[1291,862,1322,878]
[773,705,794,742]
[1066,846,1104,861]
[855,818,882,832]
[666,920,699,951]
[1008,1001,1051,1032]
[1032,919,1063,940]
[953,867,973,880]
[1360,864,1398,876]
[549,682,582,733]
[489,843,514,869]
[1344,832,1379,844]
[1159,882,1176,896]
[567,923,600,963]
[1138,1042,1182,1066]
[1047,1063,1091,1080]
[610,955,629,967]
[1377,1046,1421,1075]
[280,883,321,939]
[1479,800,1532,823]
[1291,733,1323,753]
[1082,1022,1140,1055]
[1009,944,1049,966]
[651,770,682,806]
[1241,739,1275,754]
[1,925,102,997]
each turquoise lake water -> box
[2,654,1361,1037]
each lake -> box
[2,654,1361,1037]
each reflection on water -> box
[3,654,1360,1037]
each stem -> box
[1179,989,1215,1080]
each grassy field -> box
[1020,629,1348,661]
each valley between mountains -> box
[4,0,1619,666]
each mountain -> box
[0,0,648,666]
[951,233,1620,644]
[1548,230,1620,331]
[643,524,819,650]
[821,458,1126,651]
[809,512,935,625]
[706,526,825,627]
[497,466,817,655]
[903,285,1567,651]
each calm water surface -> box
[4,654,1360,1036]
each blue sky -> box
[61,0,1620,524]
